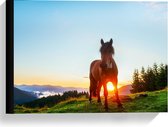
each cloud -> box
[83,76,89,79]
[34,91,62,98]
[141,2,167,22]
[146,2,167,10]
[142,2,167,13]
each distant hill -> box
[14,87,37,104]
[118,85,132,95]
[15,84,132,97]
[15,84,88,98]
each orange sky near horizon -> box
[14,74,130,88]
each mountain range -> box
[14,84,132,104]
[15,84,88,93]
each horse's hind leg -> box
[97,82,102,103]
[113,78,122,108]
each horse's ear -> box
[109,38,113,45]
[101,39,104,45]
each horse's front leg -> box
[103,83,108,111]
[113,78,122,108]
[89,86,92,103]
[97,82,102,103]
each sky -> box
[14,1,167,88]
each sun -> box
[107,82,114,91]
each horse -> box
[89,38,122,110]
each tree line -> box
[22,90,89,108]
[131,63,167,93]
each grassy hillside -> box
[14,88,167,113]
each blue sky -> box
[14,1,167,87]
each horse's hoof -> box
[105,107,109,112]
[117,103,123,108]
[89,99,92,103]
[97,100,101,103]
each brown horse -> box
[89,38,122,110]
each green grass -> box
[14,89,167,113]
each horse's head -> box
[100,38,114,69]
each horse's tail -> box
[89,60,99,97]
[89,72,97,96]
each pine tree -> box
[145,67,155,91]
[131,69,141,93]
[158,64,167,89]
[131,63,167,93]
[153,63,159,90]
[140,66,146,91]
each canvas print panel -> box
[13,1,167,113]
